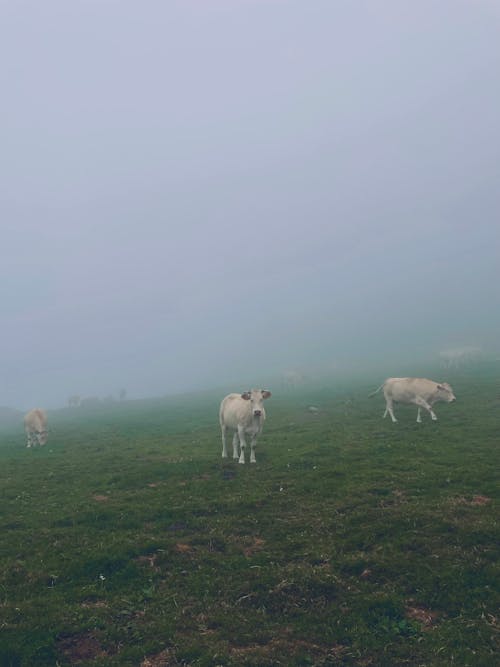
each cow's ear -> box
[262,390,272,399]
[437,384,444,390]
[241,392,251,400]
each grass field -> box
[0,367,498,666]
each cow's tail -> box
[368,383,384,398]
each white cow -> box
[439,346,482,369]
[281,370,304,391]
[24,408,48,447]
[68,394,81,408]
[220,389,272,464]
[369,378,456,423]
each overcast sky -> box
[1,1,499,409]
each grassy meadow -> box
[0,367,498,666]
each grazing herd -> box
[22,376,457,461]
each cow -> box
[220,389,272,464]
[369,378,456,423]
[24,408,48,447]
[68,394,81,408]
[439,346,482,369]
[281,370,304,391]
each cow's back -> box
[24,408,47,430]
[220,394,253,429]
[384,378,437,401]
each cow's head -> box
[437,382,456,402]
[241,389,272,417]
[37,430,48,446]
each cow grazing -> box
[220,389,272,464]
[369,378,456,423]
[24,408,48,447]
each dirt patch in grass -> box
[447,494,492,508]
[92,494,109,502]
[243,537,265,557]
[228,535,266,557]
[141,648,179,666]
[405,603,440,628]
[136,554,161,571]
[80,599,108,609]
[470,495,492,505]
[230,635,348,663]
[57,631,110,663]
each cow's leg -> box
[221,424,228,458]
[237,425,247,464]
[385,399,397,422]
[414,396,437,421]
[232,432,239,459]
[250,436,258,464]
[25,429,32,447]
[416,407,422,423]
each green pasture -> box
[0,368,498,666]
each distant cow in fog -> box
[220,389,272,464]
[68,394,81,408]
[24,408,48,447]
[369,378,456,423]
[281,370,304,391]
[80,396,101,409]
[439,346,482,369]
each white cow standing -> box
[369,378,456,423]
[24,408,48,447]
[220,389,272,464]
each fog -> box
[1,1,499,410]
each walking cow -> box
[369,378,456,423]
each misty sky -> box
[1,1,500,409]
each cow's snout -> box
[253,409,262,417]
